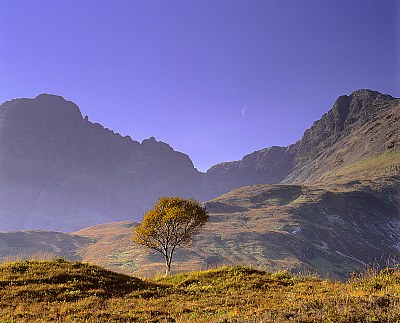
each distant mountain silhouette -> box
[0,90,398,231]
[0,94,203,231]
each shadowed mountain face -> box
[0,94,203,231]
[0,89,398,232]
[204,90,400,197]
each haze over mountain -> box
[0,94,203,231]
[0,89,398,232]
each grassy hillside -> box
[83,177,398,279]
[0,231,91,262]
[0,260,398,322]
[318,151,400,183]
[0,177,398,279]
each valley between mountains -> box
[0,89,399,278]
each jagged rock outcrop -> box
[203,89,400,195]
[285,89,399,183]
[0,94,203,231]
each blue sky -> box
[1,0,399,171]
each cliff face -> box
[203,90,400,195]
[0,94,203,231]
[285,89,400,183]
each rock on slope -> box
[0,94,203,231]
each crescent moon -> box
[241,106,247,116]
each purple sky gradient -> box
[1,0,399,171]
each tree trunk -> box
[165,262,171,276]
[164,254,171,276]
[163,246,175,276]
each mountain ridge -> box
[203,89,399,197]
[0,89,398,231]
[0,94,203,231]
[0,89,399,277]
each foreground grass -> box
[0,260,399,322]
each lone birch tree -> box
[132,197,208,276]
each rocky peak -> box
[203,89,399,195]
[0,95,206,231]
[349,89,394,105]
[141,136,168,151]
[4,93,81,116]
[0,94,83,132]
[35,93,70,104]
[327,89,395,133]
[293,89,396,156]
[344,89,395,125]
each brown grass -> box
[0,260,399,322]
